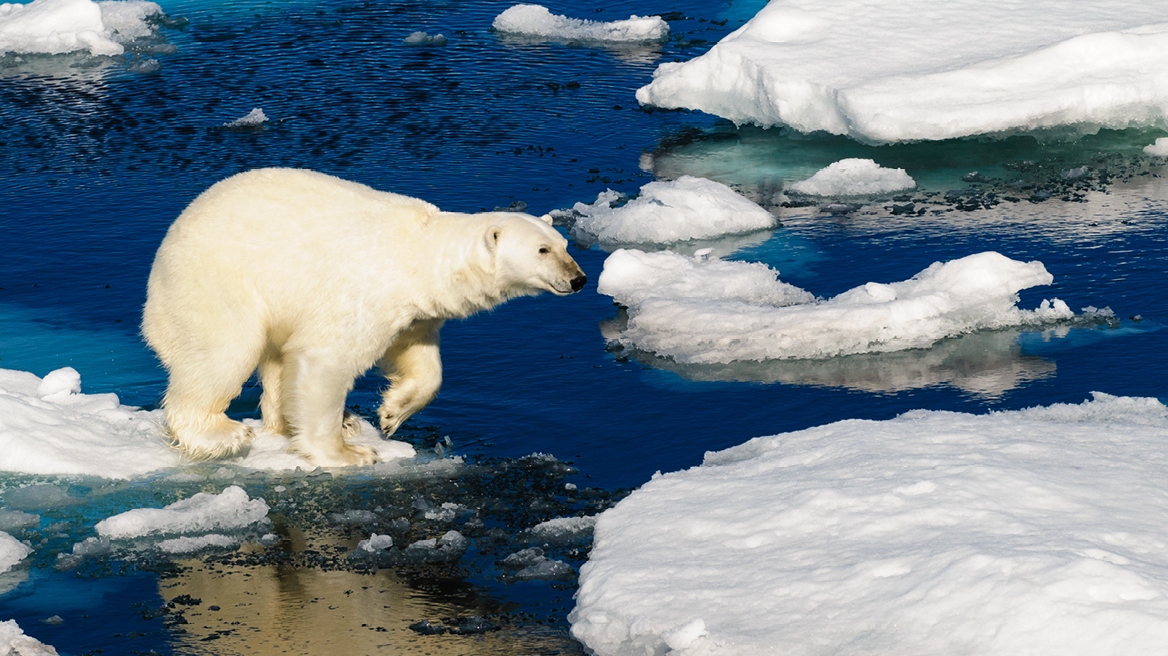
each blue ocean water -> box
[1,0,1167,652]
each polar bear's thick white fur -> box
[143,168,586,466]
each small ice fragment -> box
[0,531,32,573]
[789,159,916,196]
[357,533,394,552]
[94,485,269,539]
[1144,137,1168,157]
[38,615,63,625]
[1062,166,1089,180]
[0,510,40,531]
[403,31,447,46]
[222,108,268,128]
[493,4,668,43]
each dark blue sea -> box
[1,0,1165,653]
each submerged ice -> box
[635,0,1168,143]
[571,393,1168,656]
[598,250,1074,363]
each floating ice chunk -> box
[529,515,597,543]
[401,530,468,563]
[0,531,32,573]
[636,0,1168,143]
[1144,137,1168,156]
[157,533,239,554]
[788,158,915,196]
[571,393,1168,656]
[514,557,575,581]
[330,509,377,525]
[0,510,39,531]
[599,250,1074,363]
[357,533,394,553]
[493,4,668,43]
[222,108,268,128]
[0,620,59,656]
[0,0,161,57]
[403,31,447,46]
[572,176,777,244]
[94,485,269,539]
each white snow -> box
[0,531,31,573]
[636,0,1168,143]
[222,108,268,128]
[572,393,1168,656]
[788,158,916,196]
[571,176,777,244]
[0,0,162,57]
[493,4,668,43]
[0,620,58,656]
[0,366,414,479]
[598,250,1074,364]
[94,485,268,539]
[1144,137,1168,157]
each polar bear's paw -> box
[341,411,363,439]
[174,420,255,460]
[301,441,379,467]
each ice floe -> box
[403,31,447,46]
[571,393,1168,656]
[94,485,269,540]
[1144,137,1168,157]
[0,531,31,574]
[0,0,162,57]
[636,0,1168,143]
[221,108,268,128]
[569,176,777,245]
[493,4,668,43]
[0,367,413,479]
[788,158,915,196]
[0,620,58,656]
[598,250,1074,363]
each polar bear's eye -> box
[538,246,550,254]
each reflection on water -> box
[161,525,578,655]
[603,313,1059,398]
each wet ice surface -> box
[1,0,1167,652]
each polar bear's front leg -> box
[283,348,378,467]
[378,319,444,437]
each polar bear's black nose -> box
[571,274,587,292]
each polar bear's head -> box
[485,213,586,297]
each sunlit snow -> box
[570,176,777,244]
[492,4,668,43]
[788,158,915,196]
[0,367,413,479]
[0,0,161,56]
[599,250,1073,363]
[572,393,1168,656]
[636,0,1168,143]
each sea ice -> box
[528,515,597,543]
[492,4,668,43]
[222,108,268,128]
[571,393,1168,656]
[403,31,447,46]
[0,531,32,573]
[0,0,161,57]
[788,158,915,196]
[598,250,1074,363]
[0,620,58,656]
[357,533,394,553]
[0,366,414,479]
[570,176,777,244]
[0,510,39,532]
[1144,137,1168,157]
[635,0,1168,143]
[94,485,269,539]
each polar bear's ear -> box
[485,225,503,251]
[538,214,554,225]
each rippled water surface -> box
[2,0,1167,652]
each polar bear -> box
[142,168,586,466]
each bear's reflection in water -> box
[159,524,581,655]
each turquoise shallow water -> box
[1,0,1167,652]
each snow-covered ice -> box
[599,249,1073,363]
[570,176,777,244]
[0,620,58,656]
[636,0,1168,143]
[0,0,162,57]
[0,531,31,574]
[528,515,597,543]
[1144,137,1168,157]
[0,367,413,479]
[788,158,915,196]
[492,4,668,43]
[572,393,1168,656]
[94,485,269,539]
